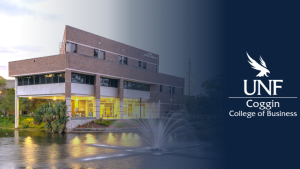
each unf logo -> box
[244,52,282,95]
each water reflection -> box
[0,129,212,169]
[23,136,37,168]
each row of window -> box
[18,73,65,86]
[71,73,95,85]
[17,72,182,94]
[66,42,158,72]
[124,81,150,91]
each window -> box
[23,77,29,85]
[182,88,184,95]
[142,62,146,69]
[17,73,65,86]
[71,73,94,85]
[28,76,34,85]
[58,73,65,83]
[45,74,53,84]
[139,61,146,69]
[66,42,77,53]
[34,75,39,85]
[123,57,128,65]
[155,65,158,72]
[40,75,45,84]
[160,85,162,92]
[100,77,118,88]
[169,86,175,94]
[53,74,59,83]
[94,49,105,60]
[119,56,128,65]
[124,81,150,91]
[18,77,23,86]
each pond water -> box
[0,129,222,169]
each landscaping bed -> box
[76,119,135,129]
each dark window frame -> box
[100,77,118,88]
[71,73,95,85]
[124,81,150,91]
[94,49,105,60]
[123,57,128,65]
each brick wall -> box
[65,25,159,65]
[9,54,67,76]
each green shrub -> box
[21,118,34,128]
[124,122,131,127]
[96,120,112,126]
[95,118,103,122]
[113,122,125,127]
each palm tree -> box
[34,101,69,133]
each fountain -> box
[79,110,222,162]
[129,111,191,151]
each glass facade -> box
[100,98,120,119]
[71,96,96,117]
[71,73,95,85]
[18,73,65,86]
[123,99,146,119]
[100,77,118,88]
[124,81,150,91]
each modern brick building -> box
[9,25,186,130]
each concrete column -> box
[95,74,100,119]
[14,78,19,128]
[65,70,72,130]
[119,79,124,119]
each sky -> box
[0,0,224,95]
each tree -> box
[0,88,15,119]
[185,74,225,116]
[0,75,6,89]
[34,101,69,133]
[20,98,49,114]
